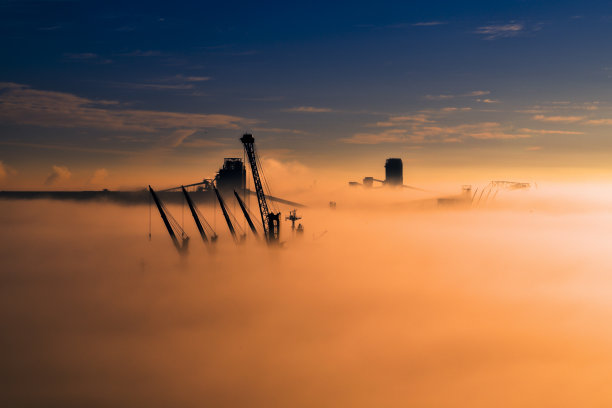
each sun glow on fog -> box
[2,183,612,407]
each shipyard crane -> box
[214,187,245,244]
[240,133,280,244]
[181,185,218,245]
[234,190,259,239]
[148,185,189,254]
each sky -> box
[2,0,612,189]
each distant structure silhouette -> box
[384,158,403,187]
[215,158,246,192]
[348,158,404,188]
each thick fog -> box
[2,184,612,407]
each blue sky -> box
[2,0,612,187]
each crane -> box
[285,209,301,230]
[240,133,280,244]
[148,185,189,254]
[234,190,259,239]
[214,186,245,244]
[181,185,217,245]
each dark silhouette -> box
[240,133,280,244]
[148,186,189,255]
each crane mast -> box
[240,133,280,243]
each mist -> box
[2,184,612,407]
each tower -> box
[384,158,403,187]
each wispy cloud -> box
[585,118,612,125]
[253,127,308,135]
[184,76,211,82]
[520,128,584,135]
[412,21,447,26]
[113,82,195,90]
[64,53,112,64]
[426,90,490,100]
[118,50,166,57]
[44,165,71,186]
[425,94,455,100]
[533,115,585,123]
[475,23,524,40]
[89,168,109,185]
[341,129,412,144]
[343,112,530,144]
[284,106,333,113]
[0,83,254,138]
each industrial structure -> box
[241,133,281,244]
[145,132,293,252]
[349,158,427,191]
[384,158,403,186]
[215,158,246,192]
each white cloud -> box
[475,23,524,40]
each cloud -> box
[441,107,472,112]
[477,98,500,104]
[520,128,584,135]
[533,115,585,123]
[0,161,6,181]
[389,114,432,123]
[425,94,455,100]
[475,23,525,40]
[114,82,195,90]
[252,127,308,135]
[412,21,447,26]
[341,129,411,144]
[467,91,490,97]
[343,115,531,144]
[89,168,109,185]
[0,83,253,134]
[284,106,333,113]
[44,165,71,186]
[64,53,112,64]
[585,119,612,125]
[426,90,490,100]
[163,129,197,147]
[185,76,211,82]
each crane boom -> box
[214,187,237,241]
[240,133,280,243]
[234,190,258,238]
[149,185,189,254]
[181,185,218,244]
